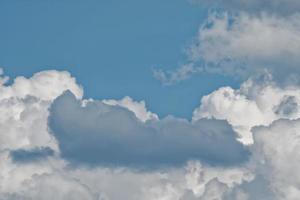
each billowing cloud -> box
[0,70,83,101]
[0,70,83,152]
[1,68,300,199]
[250,119,300,199]
[103,96,158,122]
[48,91,249,168]
[193,73,300,144]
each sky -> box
[2,0,300,200]
[0,0,239,118]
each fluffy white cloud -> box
[103,96,158,122]
[0,70,83,152]
[193,74,300,144]
[222,118,300,200]
[250,119,300,200]
[187,12,300,84]
[0,70,83,101]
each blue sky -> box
[0,0,238,118]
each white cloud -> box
[249,119,300,200]
[2,69,300,199]
[67,161,251,200]
[0,70,83,152]
[0,70,83,101]
[0,69,252,200]
[103,96,158,122]
[187,12,300,84]
[193,74,300,144]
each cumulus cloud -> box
[193,73,300,144]
[0,70,83,101]
[49,91,249,168]
[0,70,83,152]
[219,118,300,200]
[250,119,300,199]
[103,96,158,122]
[2,68,300,199]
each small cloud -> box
[153,64,203,86]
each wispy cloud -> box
[152,64,203,85]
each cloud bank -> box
[49,90,248,167]
[0,68,300,199]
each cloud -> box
[67,161,251,200]
[249,119,300,199]
[1,1,300,198]
[0,70,83,152]
[186,12,300,84]
[0,173,99,200]
[103,96,158,122]
[3,68,300,199]
[220,118,300,200]
[48,90,249,168]
[191,78,300,199]
[153,64,203,86]
[193,73,300,144]
[154,10,300,85]
[0,69,83,101]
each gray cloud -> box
[152,64,203,86]
[274,95,298,117]
[48,91,249,168]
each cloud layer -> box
[0,68,300,199]
[49,90,248,168]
